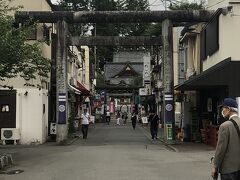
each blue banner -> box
[164,94,175,123]
[58,93,66,124]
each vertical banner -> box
[109,101,115,113]
[143,53,151,85]
[164,94,174,123]
[58,93,66,124]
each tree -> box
[58,0,151,70]
[0,0,50,88]
[169,0,205,10]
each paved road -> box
[0,123,214,180]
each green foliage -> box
[144,23,162,36]
[131,76,143,87]
[58,0,151,70]
[0,0,50,87]
[169,1,205,10]
[96,71,104,85]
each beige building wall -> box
[173,27,179,86]
[1,0,53,144]
[4,0,53,88]
[10,0,52,11]
[207,0,231,10]
[204,2,240,70]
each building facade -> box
[0,0,56,144]
[175,0,240,145]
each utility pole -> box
[162,19,175,144]
[56,20,68,144]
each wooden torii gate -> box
[16,10,214,144]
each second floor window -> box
[201,13,220,61]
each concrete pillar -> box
[56,20,68,144]
[162,19,175,144]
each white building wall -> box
[173,27,180,86]
[15,89,48,144]
[204,2,240,70]
[1,0,53,144]
[10,0,52,11]
[207,0,230,10]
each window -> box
[1,105,10,113]
[200,14,220,61]
[43,24,50,44]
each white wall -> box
[15,88,48,144]
[207,0,230,10]
[0,0,53,144]
[10,0,52,11]
[204,3,240,70]
[173,27,180,86]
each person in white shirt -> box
[106,110,111,125]
[81,109,90,139]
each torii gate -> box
[16,10,214,144]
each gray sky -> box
[50,0,165,10]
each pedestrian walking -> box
[131,112,137,130]
[148,111,160,140]
[123,112,128,125]
[81,108,90,139]
[211,98,240,180]
[106,110,111,125]
[116,111,121,125]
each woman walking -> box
[131,112,137,130]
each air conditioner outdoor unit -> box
[1,128,20,145]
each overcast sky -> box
[50,0,165,10]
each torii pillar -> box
[162,19,175,144]
[56,20,68,144]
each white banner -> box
[143,54,151,83]
[139,88,147,96]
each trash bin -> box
[166,123,173,140]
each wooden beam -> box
[69,36,162,46]
[15,10,214,24]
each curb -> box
[157,138,179,152]
[67,135,81,145]
[140,126,179,152]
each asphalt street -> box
[0,122,215,180]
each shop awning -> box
[68,83,81,95]
[175,58,240,95]
[76,81,90,95]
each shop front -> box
[175,58,240,147]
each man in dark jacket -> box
[212,98,240,180]
[148,111,160,140]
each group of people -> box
[116,111,128,125]
[79,98,240,180]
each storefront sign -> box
[139,88,147,96]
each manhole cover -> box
[6,170,24,175]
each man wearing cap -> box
[212,98,240,180]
